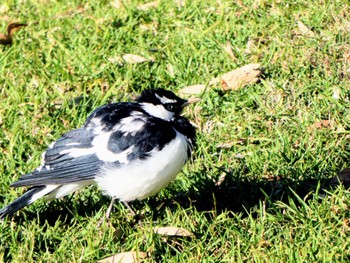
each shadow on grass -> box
[5,168,350,226]
[150,167,350,219]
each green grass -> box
[1,0,350,262]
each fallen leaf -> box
[0,4,9,14]
[108,54,154,65]
[137,1,158,10]
[244,38,255,54]
[223,41,237,61]
[110,0,123,9]
[174,0,185,7]
[153,226,194,237]
[313,120,331,129]
[214,63,262,91]
[297,21,315,37]
[98,251,146,263]
[179,84,206,95]
[332,87,341,100]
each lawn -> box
[0,0,350,262]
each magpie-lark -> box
[0,88,197,219]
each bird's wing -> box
[11,128,102,187]
[11,105,179,188]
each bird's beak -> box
[182,97,201,107]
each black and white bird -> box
[0,88,197,220]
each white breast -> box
[94,130,189,201]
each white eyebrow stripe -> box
[155,94,177,104]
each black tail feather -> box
[0,186,46,220]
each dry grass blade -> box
[98,251,146,263]
[153,226,194,237]
[297,21,316,37]
[137,1,158,10]
[212,63,262,91]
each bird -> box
[0,22,27,45]
[0,88,197,220]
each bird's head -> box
[136,88,199,121]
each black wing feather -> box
[11,154,101,187]
[11,128,102,187]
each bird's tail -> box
[0,186,53,220]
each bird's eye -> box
[165,103,176,112]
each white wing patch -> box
[113,116,145,136]
[58,131,133,163]
[85,116,102,129]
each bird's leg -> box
[97,198,115,227]
[122,200,136,217]
[105,198,116,219]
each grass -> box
[1,0,350,261]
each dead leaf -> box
[0,4,9,14]
[179,84,206,95]
[212,63,262,91]
[0,22,27,45]
[174,0,185,7]
[98,251,146,263]
[244,39,255,54]
[108,54,154,65]
[333,87,341,100]
[153,226,194,237]
[137,1,158,10]
[297,21,315,37]
[110,0,123,9]
[313,120,331,129]
[223,41,237,61]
